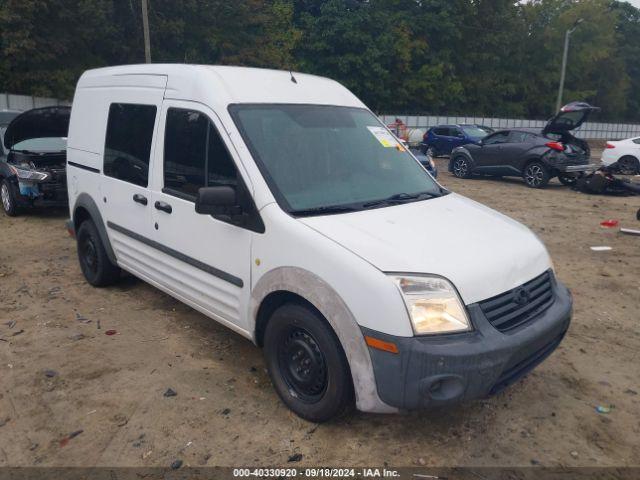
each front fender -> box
[250,266,397,413]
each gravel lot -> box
[1,154,639,468]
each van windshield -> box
[229,105,443,215]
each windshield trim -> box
[227,103,446,217]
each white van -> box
[66,65,572,422]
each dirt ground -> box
[1,153,639,468]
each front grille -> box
[479,270,554,332]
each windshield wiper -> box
[362,191,440,209]
[291,204,358,217]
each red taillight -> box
[606,143,615,149]
[545,141,564,152]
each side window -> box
[509,131,530,143]
[163,108,238,199]
[483,131,510,145]
[104,103,157,187]
[633,138,640,145]
[433,127,447,136]
[451,128,463,137]
[164,109,208,197]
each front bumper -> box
[362,279,572,410]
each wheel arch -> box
[72,193,117,264]
[449,150,474,173]
[250,266,396,414]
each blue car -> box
[421,124,488,156]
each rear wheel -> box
[618,156,640,175]
[452,156,472,179]
[523,161,550,188]
[1,179,20,217]
[557,173,578,187]
[76,219,121,287]
[263,302,354,422]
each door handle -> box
[154,201,172,214]
[133,194,148,206]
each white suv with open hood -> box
[66,65,572,422]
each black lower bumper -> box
[362,279,572,410]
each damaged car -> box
[0,106,70,216]
[449,101,599,188]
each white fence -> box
[380,114,640,140]
[0,92,70,111]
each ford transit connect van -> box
[66,65,572,422]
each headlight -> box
[9,165,49,182]
[390,275,471,335]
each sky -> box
[627,0,640,8]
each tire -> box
[76,219,121,287]
[557,173,577,187]
[1,179,20,217]
[263,302,354,422]
[617,156,640,175]
[452,155,472,179]
[426,146,436,158]
[523,161,550,188]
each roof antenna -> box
[290,70,297,84]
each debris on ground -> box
[171,459,183,469]
[5,320,16,329]
[590,246,612,251]
[59,429,83,447]
[620,228,640,236]
[0,417,10,427]
[595,405,614,414]
[44,370,58,378]
[221,408,231,415]
[69,333,86,341]
[288,453,303,463]
[11,329,24,336]
[163,388,177,397]
[105,330,117,336]
[97,320,101,330]
[570,450,579,458]
[600,219,619,228]
[624,389,638,395]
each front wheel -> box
[557,173,578,187]
[523,161,550,188]
[1,179,20,216]
[76,219,121,287]
[263,303,354,422]
[452,156,472,178]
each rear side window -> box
[484,131,510,145]
[509,131,533,143]
[104,103,157,187]
[433,127,448,136]
[163,108,238,199]
[633,138,640,144]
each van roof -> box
[77,64,365,108]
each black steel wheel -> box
[264,302,354,422]
[523,161,550,188]
[76,219,121,287]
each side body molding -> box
[72,192,117,264]
[250,267,397,413]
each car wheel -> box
[1,179,20,217]
[618,156,640,175]
[452,156,472,179]
[76,219,121,287]
[557,173,577,187]
[523,161,550,188]
[263,302,354,423]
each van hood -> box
[3,106,71,150]
[299,193,551,305]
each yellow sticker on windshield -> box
[367,126,401,148]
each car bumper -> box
[601,149,617,166]
[362,278,572,410]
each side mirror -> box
[195,186,242,216]
[477,139,484,146]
